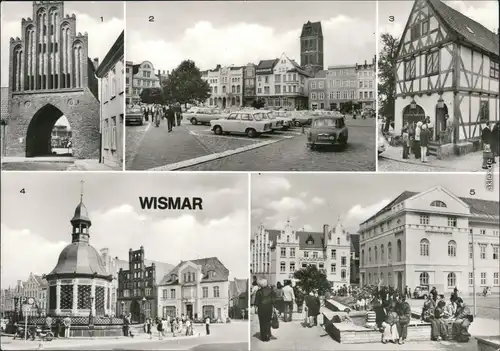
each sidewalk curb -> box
[379,154,454,170]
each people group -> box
[131,103,183,131]
[401,116,434,162]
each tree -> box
[340,101,354,115]
[378,32,400,131]
[140,87,163,104]
[293,265,331,295]
[251,99,265,109]
[162,60,211,107]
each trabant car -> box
[125,105,144,126]
[306,114,348,149]
[291,111,312,127]
[413,285,430,299]
[271,111,294,130]
[260,110,284,131]
[210,111,273,138]
[185,107,224,125]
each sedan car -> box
[272,111,294,130]
[185,107,224,125]
[306,114,348,149]
[260,110,284,131]
[291,111,313,127]
[210,111,273,138]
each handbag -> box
[271,311,279,329]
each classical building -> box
[201,65,244,109]
[157,257,230,322]
[117,247,173,322]
[251,221,352,288]
[356,57,376,109]
[0,281,24,318]
[6,1,100,158]
[359,186,499,294]
[393,0,499,157]
[126,61,162,104]
[45,189,113,317]
[309,70,327,110]
[99,248,128,317]
[300,21,324,76]
[96,30,124,170]
[255,53,310,110]
[324,65,358,111]
[243,63,257,106]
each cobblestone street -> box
[126,117,375,171]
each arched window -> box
[448,240,457,257]
[420,272,429,285]
[374,246,378,263]
[222,86,226,93]
[209,98,213,105]
[232,86,235,93]
[368,247,372,262]
[380,244,385,262]
[214,86,218,94]
[397,239,402,261]
[430,200,447,208]
[447,272,456,287]
[420,238,430,256]
[237,85,241,93]
[388,242,392,261]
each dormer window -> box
[211,271,216,278]
[306,235,314,245]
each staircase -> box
[427,141,439,157]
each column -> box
[44,13,49,89]
[55,281,61,314]
[72,283,78,315]
[19,51,24,92]
[68,37,73,88]
[91,280,96,316]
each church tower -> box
[300,21,324,76]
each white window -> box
[420,272,429,285]
[311,81,317,89]
[111,116,117,150]
[290,262,295,271]
[170,289,176,299]
[341,256,347,267]
[494,246,499,260]
[331,249,337,259]
[318,81,324,89]
[280,262,286,272]
[480,272,487,285]
[213,286,220,298]
[341,269,347,280]
[448,217,457,227]
[480,245,486,259]
[280,248,286,257]
[447,272,456,287]
[290,248,295,257]
[319,92,325,100]
[420,214,430,225]
[448,240,457,257]
[480,229,487,235]
[420,238,429,256]
[162,289,168,299]
[469,243,473,258]
[469,272,473,286]
[202,287,208,298]
[494,272,499,286]
[311,92,317,100]
[313,252,318,259]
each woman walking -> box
[254,279,276,342]
[275,282,284,319]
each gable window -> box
[490,60,499,79]
[430,200,447,207]
[425,51,440,76]
[410,24,421,41]
[421,20,429,35]
[404,58,416,80]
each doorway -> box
[186,304,193,319]
[435,104,448,142]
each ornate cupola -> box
[70,180,91,243]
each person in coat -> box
[402,126,410,159]
[420,124,430,162]
[382,300,400,344]
[452,298,473,342]
[491,122,499,160]
[254,279,276,342]
[395,295,411,344]
[431,300,449,341]
[166,106,176,132]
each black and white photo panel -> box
[250,172,498,349]
[125,1,377,172]
[1,172,249,350]
[1,1,125,171]
[377,0,499,173]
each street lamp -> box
[141,297,146,323]
[437,96,445,109]
[410,98,417,110]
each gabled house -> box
[229,278,248,319]
[393,0,499,158]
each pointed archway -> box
[26,104,67,157]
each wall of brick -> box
[6,88,99,159]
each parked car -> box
[413,285,430,299]
[185,107,224,125]
[291,111,313,127]
[306,114,348,149]
[271,111,294,130]
[260,110,284,131]
[210,111,273,138]
[378,135,388,154]
[125,105,143,126]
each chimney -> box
[323,224,329,242]
[93,57,99,70]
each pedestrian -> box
[452,298,473,342]
[282,280,295,322]
[420,123,429,162]
[254,278,276,342]
[395,295,411,345]
[54,319,61,338]
[482,122,494,169]
[491,122,499,161]
[167,105,175,132]
[274,282,284,318]
[401,127,409,159]
[145,318,152,339]
[445,114,454,143]
[175,103,183,126]
[382,300,399,344]
[156,317,163,340]
[425,116,434,141]
[63,315,71,338]
[205,315,211,335]
[414,121,422,159]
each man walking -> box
[282,281,295,322]
[175,103,183,127]
[167,105,175,132]
[420,124,429,163]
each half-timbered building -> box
[394,0,499,157]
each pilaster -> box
[55,280,61,314]
[72,282,78,314]
[91,280,96,316]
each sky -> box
[126,1,376,73]
[379,0,499,44]
[0,1,124,87]
[1,173,249,288]
[251,173,499,235]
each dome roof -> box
[47,242,110,280]
[71,201,91,223]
